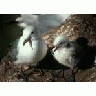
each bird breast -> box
[53,47,76,69]
[14,36,47,65]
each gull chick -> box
[51,35,81,81]
[6,14,71,81]
[9,14,71,65]
[9,25,47,66]
[51,35,95,81]
[52,35,77,69]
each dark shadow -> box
[75,37,96,70]
[37,37,96,71]
[0,14,21,62]
[36,37,96,82]
[36,49,70,70]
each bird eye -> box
[31,31,34,34]
[60,42,62,45]
[67,43,70,48]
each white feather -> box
[13,14,70,66]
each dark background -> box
[0,14,21,60]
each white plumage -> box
[13,26,47,65]
[52,35,77,69]
[10,14,71,66]
[51,35,94,80]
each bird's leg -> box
[35,62,45,77]
[71,66,79,82]
[20,65,28,82]
[72,70,75,82]
[57,69,65,78]
[39,69,45,77]
[22,72,28,82]
[64,69,76,82]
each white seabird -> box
[51,35,81,81]
[51,35,95,81]
[8,14,71,66]
[11,26,47,66]
[52,35,77,69]
[50,35,78,81]
[9,22,47,66]
[4,14,71,81]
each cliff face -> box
[43,14,96,82]
[0,14,96,82]
[43,14,96,47]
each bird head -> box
[51,35,71,52]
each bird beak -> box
[50,45,55,50]
[53,46,59,52]
[50,45,59,52]
[23,35,32,46]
